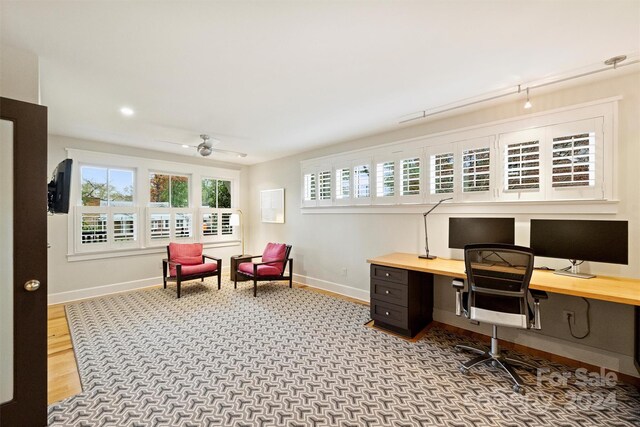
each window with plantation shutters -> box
[376,161,395,198]
[69,148,240,258]
[221,213,233,235]
[300,100,614,209]
[113,213,136,242]
[335,167,350,199]
[149,213,170,239]
[81,213,108,245]
[202,212,218,236]
[175,213,193,238]
[505,140,540,191]
[401,157,420,196]
[430,152,454,195]
[551,132,595,188]
[318,170,331,200]
[462,147,490,193]
[353,165,370,198]
[201,177,234,240]
[303,173,316,201]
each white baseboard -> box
[48,266,232,305]
[293,273,369,302]
[48,277,162,305]
[434,308,640,378]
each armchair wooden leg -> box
[177,280,181,299]
[289,259,293,288]
[254,278,257,297]
[217,272,221,290]
[162,261,167,289]
[234,277,237,289]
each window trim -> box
[300,97,618,212]
[66,148,240,259]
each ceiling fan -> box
[161,134,247,158]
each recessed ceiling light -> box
[181,144,190,148]
[120,106,134,116]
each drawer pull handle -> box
[385,311,390,316]
[385,273,390,277]
[385,290,390,294]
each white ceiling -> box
[2,1,639,165]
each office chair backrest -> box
[464,243,535,329]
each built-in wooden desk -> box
[368,252,640,306]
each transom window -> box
[376,161,395,197]
[462,147,490,193]
[336,168,350,199]
[401,157,420,196]
[552,132,595,188]
[431,152,454,194]
[318,171,332,200]
[353,165,370,198]
[299,100,613,208]
[505,140,540,191]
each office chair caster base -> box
[459,366,469,375]
[505,357,539,372]
[513,384,525,395]
[455,344,485,355]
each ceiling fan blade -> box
[210,148,247,158]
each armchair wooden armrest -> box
[203,254,222,262]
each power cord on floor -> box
[568,297,591,339]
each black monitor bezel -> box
[529,219,628,265]
[448,217,515,249]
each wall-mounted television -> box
[47,159,73,214]
[448,217,515,249]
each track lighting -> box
[399,54,637,124]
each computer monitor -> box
[448,217,515,249]
[529,219,628,279]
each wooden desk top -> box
[367,253,640,306]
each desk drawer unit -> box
[370,264,433,337]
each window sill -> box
[66,240,240,262]
[300,199,620,215]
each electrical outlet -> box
[562,310,575,325]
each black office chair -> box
[452,243,548,393]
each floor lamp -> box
[419,197,453,260]
[230,210,244,256]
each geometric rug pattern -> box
[48,279,640,426]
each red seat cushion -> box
[179,262,218,277]
[261,243,287,274]
[238,262,281,277]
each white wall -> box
[0,44,39,104]
[247,71,640,376]
[47,135,250,303]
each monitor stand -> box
[553,260,595,279]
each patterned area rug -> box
[48,279,640,426]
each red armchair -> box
[235,243,293,297]
[163,243,222,298]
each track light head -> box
[524,87,532,109]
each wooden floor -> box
[47,281,638,404]
[47,304,82,404]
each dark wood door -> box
[0,97,48,426]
